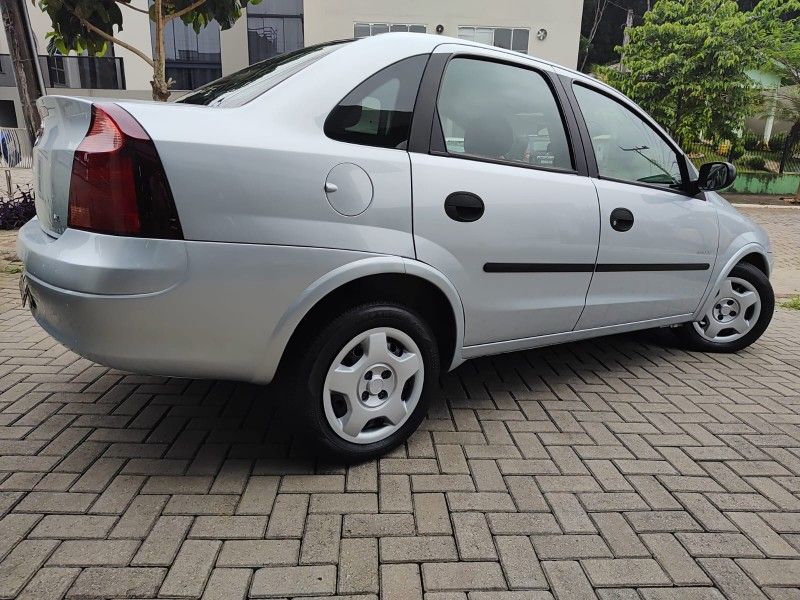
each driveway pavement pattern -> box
[0,206,799,598]
[737,205,800,297]
[1,273,800,599]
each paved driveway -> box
[1,268,799,600]
[736,205,800,297]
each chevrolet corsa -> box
[19,34,774,459]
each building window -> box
[457,27,530,53]
[354,23,426,38]
[152,17,222,90]
[48,55,66,87]
[248,0,304,64]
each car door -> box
[567,81,719,330]
[410,53,601,347]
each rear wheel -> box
[676,262,773,353]
[289,303,440,461]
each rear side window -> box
[435,58,573,171]
[325,55,429,149]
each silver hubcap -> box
[693,276,761,343]
[323,327,424,444]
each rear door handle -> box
[610,207,634,232]
[444,192,485,222]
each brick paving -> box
[1,268,800,599]
[737,205,800,298]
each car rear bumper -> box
[17,218,371,383]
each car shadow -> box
[116,327,684,471]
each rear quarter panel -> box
[119,37,438,258]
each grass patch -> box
[1,263,22,274]
[781,296,800,310]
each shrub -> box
[739,155,767,171]
[0,185,35,230]
[728,142,746,162]
[742,133,761,151]
[769,133,787,151]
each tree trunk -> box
[779,122,800,175]
[0,0,44,142]
[580,0,608,72]
[150,0,170,101]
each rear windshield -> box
[177,41,350,107]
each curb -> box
[731,203,800,209]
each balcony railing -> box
[167,58,222,91]
[0,54,125,90]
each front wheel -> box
[676,262,774,353]
[289,303,440,461]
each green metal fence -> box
[684,139,800,175]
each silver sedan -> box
[18,33,774,459]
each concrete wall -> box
[304,0,584,68]
[730,172,800,195]
[221,16,249,76]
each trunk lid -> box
[33,96,93,236]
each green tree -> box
[765,13,800,192]
[579,0,769,72]
[36,0,261,101]
[599,0,798,146]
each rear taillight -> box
[68,103,183,239]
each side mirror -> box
[695,161,736,193]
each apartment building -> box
[0,0,584,127]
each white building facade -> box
[0,0,584,127]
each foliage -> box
[740,154,767,170]
[762,8,800,175]
[728,141,746,162]
[761,0,800,86]
[781,296,800,310]
[742,132,762,151]
[36,0,261,100]
[0,185,35,230]
[770,132,788,150]
[596,0,800,147]
[579,0,769,71]
[598,0,800,147]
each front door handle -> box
[610,207,634,232]
[444,192,485,222]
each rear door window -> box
[434,57,573,171]
[325,55,429,150]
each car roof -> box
[348,32,604,89]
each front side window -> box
[458,27,530,53]
[325,55,428,149]
[435,58,573,171]
[573,84,683,187]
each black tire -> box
[675,262,774,353]
[287,302,440,461]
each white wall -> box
[22,0,156,93]
[0,0,583,125]
[304,0,584,68]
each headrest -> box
[463,115,514,159]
